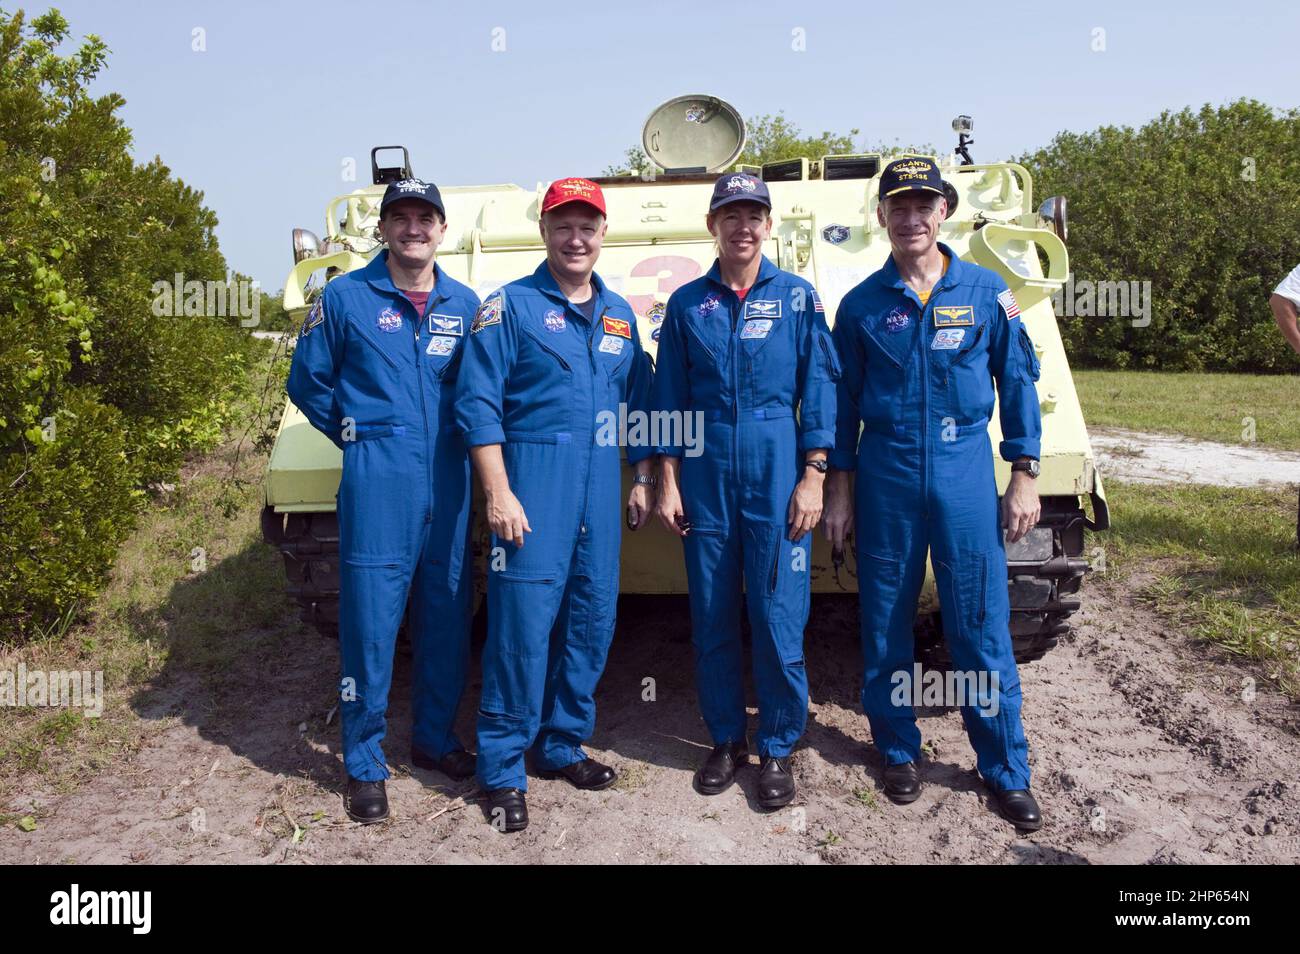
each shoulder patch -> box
[300,298,324,337]
[471,295,503,333]
[997,288,1021,319]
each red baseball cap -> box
[541,177,606,216]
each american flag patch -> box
[997,289,1021,319]
[812,291,824,313]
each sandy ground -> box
[1090,427,1300,487]
[7,576,1298,865]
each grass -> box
[1101,479,1300,697]
[0,350,301,808]
[1075,370,1300,449]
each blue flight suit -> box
[455,262,654,792]
[286,251,480,782]
[653,256,839,758]
[829,242,1042,792]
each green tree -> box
[604,111,934,175]
[1020,99,1300,372]
[0,6,256,642]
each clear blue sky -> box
[41,0,1300,291]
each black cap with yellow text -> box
[878,157,947,200]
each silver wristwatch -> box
[633,473,658,487]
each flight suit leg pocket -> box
[937,551,992,658]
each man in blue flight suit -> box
[455,177,656,833]
[286,178,481,824]
[652,173,839,809]
[823,157,1046,831]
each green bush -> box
[1020,99,1300,372]
[0,8,256,643]
[0,388,139,638]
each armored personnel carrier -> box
[262,95,1109,665]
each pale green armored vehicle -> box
[262,96,1109,666]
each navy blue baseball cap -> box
[878,157,948,201]
[379,177,445,218]
[709,172,771,212]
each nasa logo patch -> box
[884,307,912,334]
[699,294,720,317]
[543,309,567,333]
[377,307,403,334]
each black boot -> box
[484,788,528,832]
[694,741,749,795]
[540,758,617,791]
[756,756,796,810]
[343,776,389,824]
[992,787,1043,832]
[411,746,476,780]
[882,761,921,804]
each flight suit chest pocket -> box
[683,315,722,369]
[858,324,905,430]
[521,325,575,376]
[423,313,466,379]
[596,331,631,382]
[738,297,783,355]
[936,321,990,410]
[348,315,404,371]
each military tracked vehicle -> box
[262,95,1109,665]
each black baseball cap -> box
[379,177,445,218]
[878,157,948,201]
[709,172,771,212]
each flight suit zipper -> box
[411,294,435,522]
[918,288,938,517]
[582,306,598,537]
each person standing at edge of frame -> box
[822,156,1047,832]
[286,178,481,825]
[653,172,839,810]
[455,177,656,833]
[1269,262,1300,546]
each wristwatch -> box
[1011,459,1040,478]
[633,473,658,487]
[804,459,829,474]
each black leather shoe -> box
[695,741,749,795]
[756,756,796,809]
[882,761,921,804]
[484,788,528,832]
[343,776,389,824]
[992,788,1043,832]
[411,746,476,780]
[540,758,617,791]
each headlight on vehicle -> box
[292,228,321,263]
[1038,196,1067,242]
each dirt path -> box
[7,579,1298,865]
[1090,427,1300,487]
